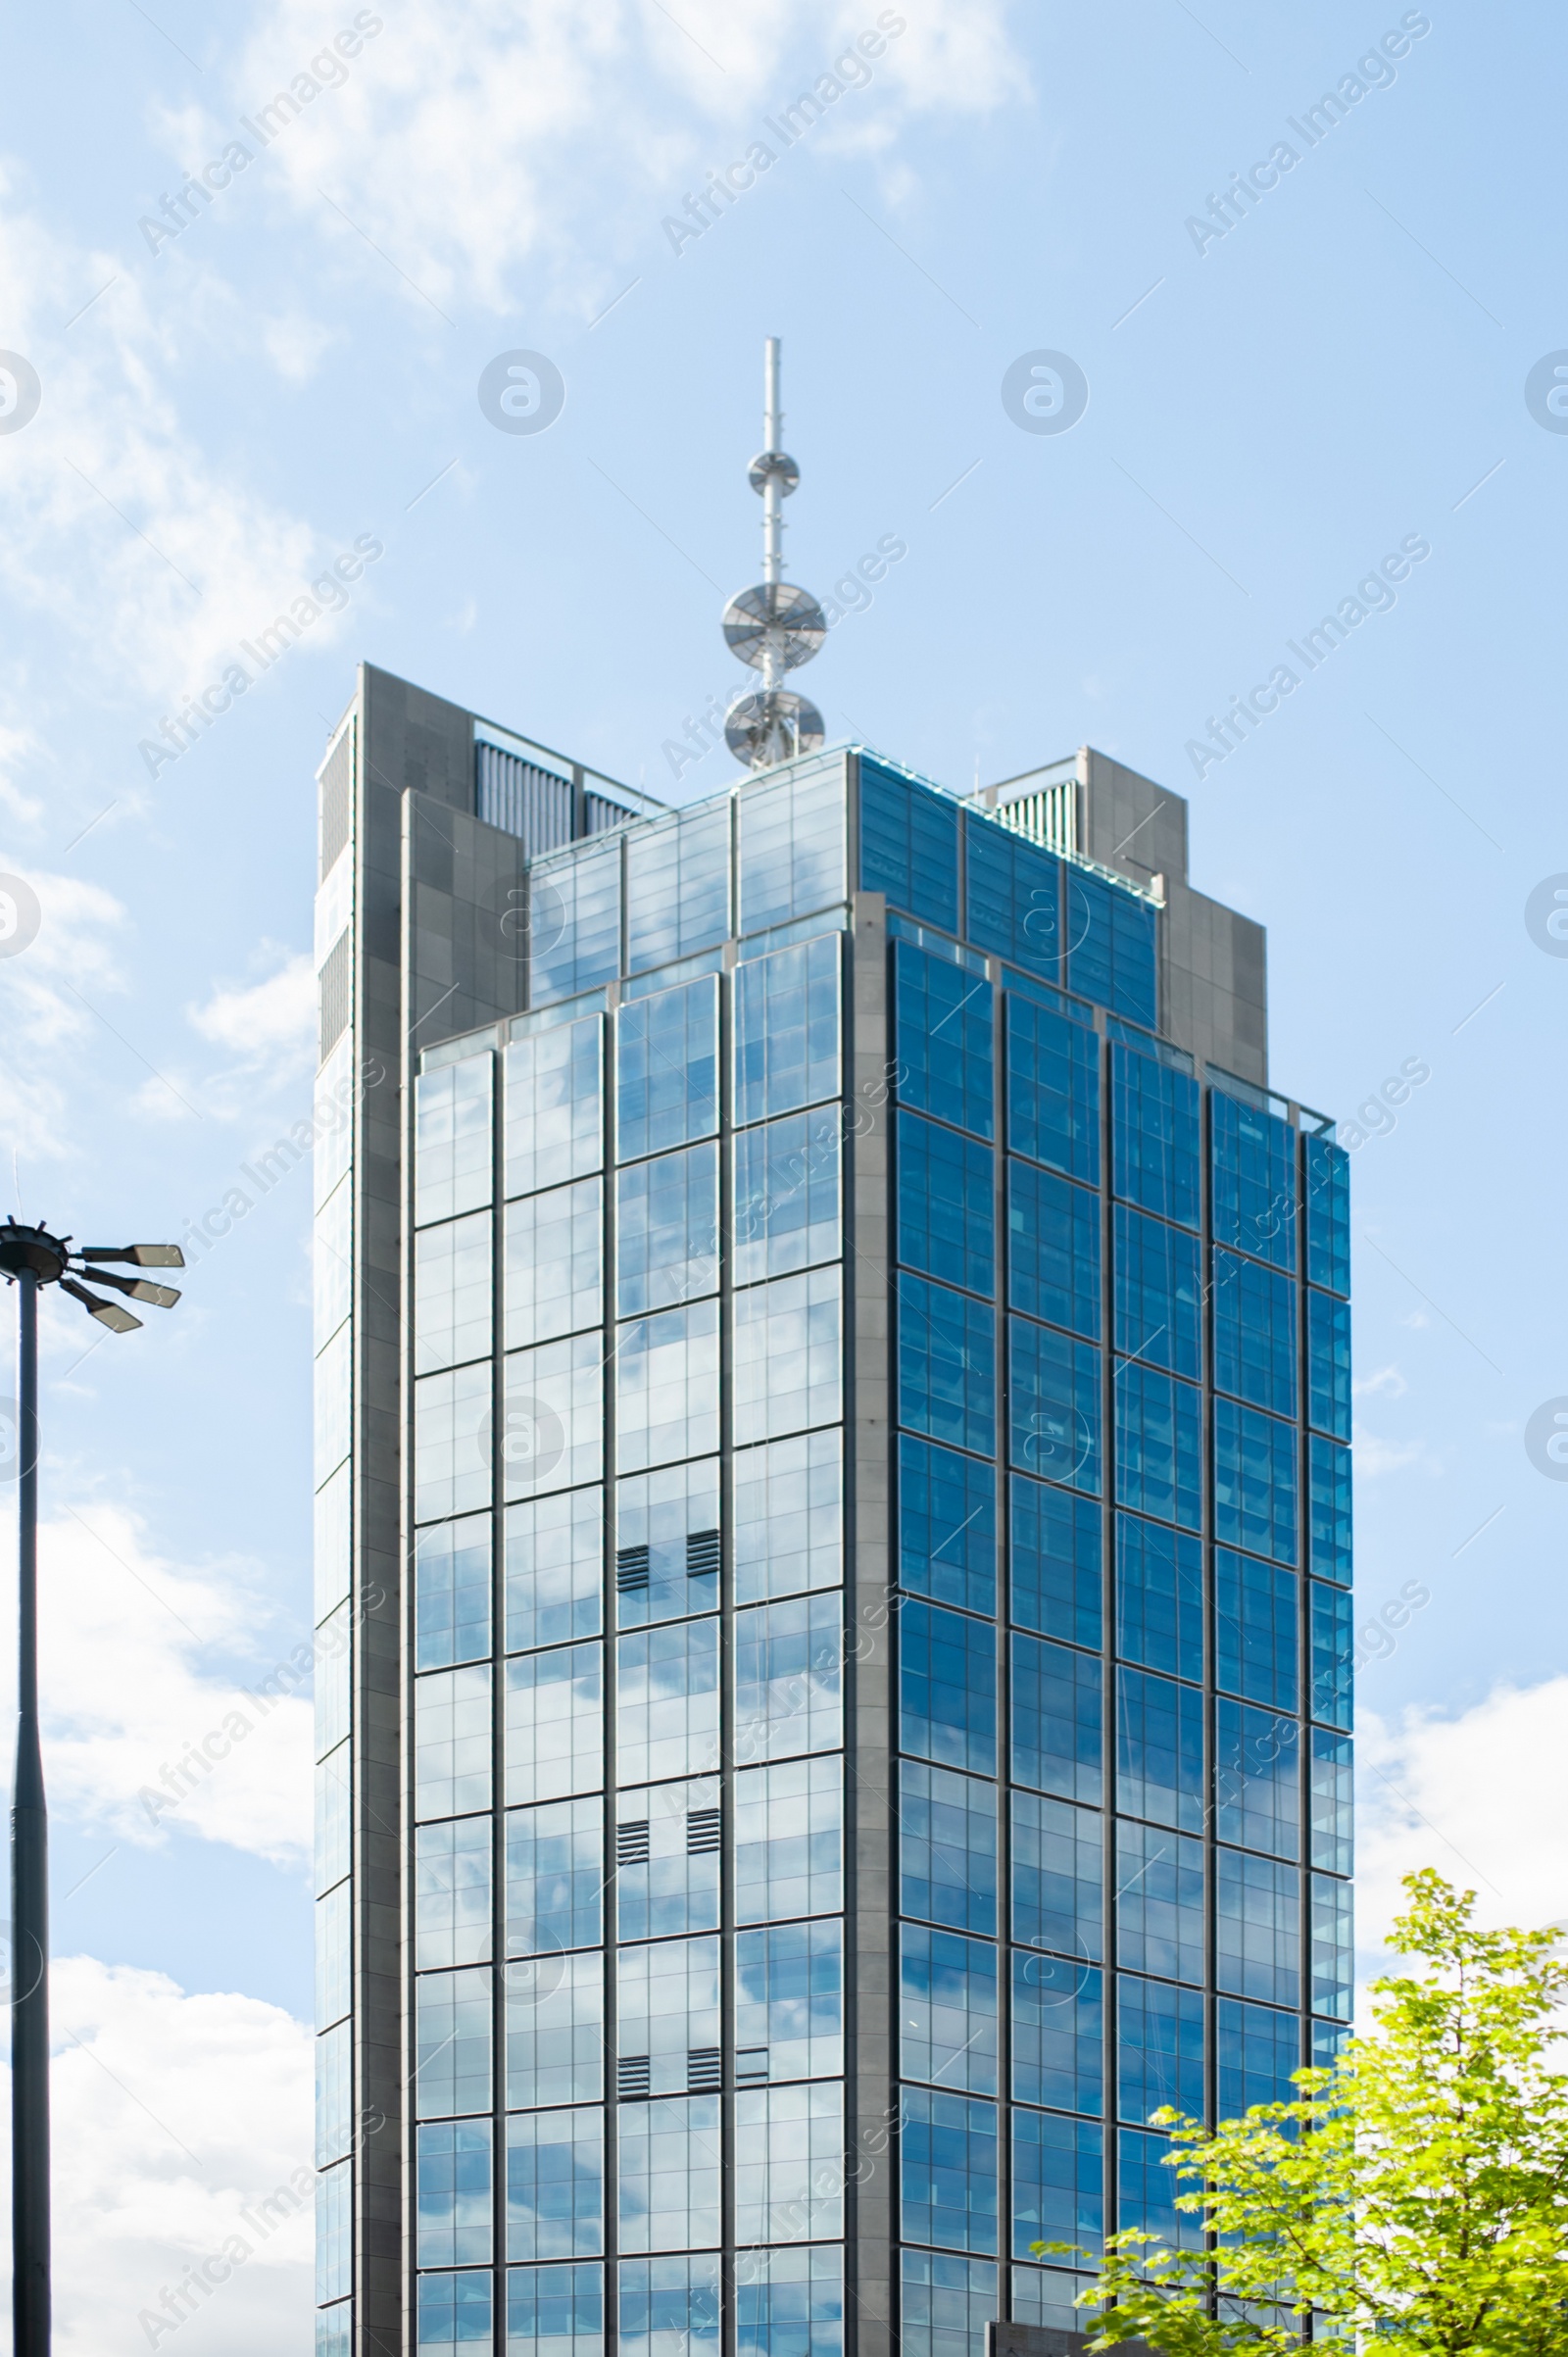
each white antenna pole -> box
[761,336,783,693]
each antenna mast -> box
[722,338,826,769]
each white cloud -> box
[260,311,337,383]
[189,948,317,1071]
[1356,1678,1568,1995]
[1,1956,313,2356]
[1352,1425,1431,1477]
[1353,1364,1407,1400]
[0,863,131,1164]
[23,1504,313,1867]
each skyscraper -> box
[311,669,1353,2357]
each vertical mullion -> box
[993,959,1010,2317]
[1099,1020,1118,2255]
[603,1000,620,2357]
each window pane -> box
[529,836,620,1004]
[416,1663,492,1821]
[416,1055,493,1228]
[415,1361,491,1525]
[1309,1728,1352,1875]
[964,811,1061,981]
[733,1267,842,1443]
[506,1178,603,1346]
[894,942,994,1141]
[900,1924,999,2093]
[1118,2125,1201,2248]
[417,2118,493,2267]
[901,2087,999,2255]
[416,1814,492,1969]
[736,2244,843,2357]
[505,1489,604,1652]
[616,1934,720,2095]
[505,1794,603,1957]
[626,799,730,971]
[859,756,958,929]
[617,2255,719,2357]
[316,1881,351,2028]
[1010,1791,1102,1963]
[1008,1163,1100,1339]
[1009,1317,1100,1495]
[1308,1435,1351,1583]
[616,1145,718,1316]
[1216,1849,1299,2007]
[1307,1289,1351,1440]
[616,977,719,1158]
[416,2270,491,2355]
[1211,1089,1298,1273]
[614,1301,720,1473]
[737,757,846,935]
[1012,1954,1102,2115]
[1010,2109,1101,2263]
[504,1018,603,1200]
[616,1616,720,1784]
[1011,1634,1102,1804]
[505,2108,604,2262]
[1113,1362,1201,1531]
[316,1744,350,1895]
[317,2160,352,2305]
[1009,1474,1100,1648]
[734,2083,845,2242]
[899,1759,998,1936]
[1213,1399,1298,1567]
[1117,1976,1203,2125]
[316,2018,351,2162]
[1217,1995,1300,2117]
[734,1430,842,1604]
[1067,870,1157,1027]
[503,1335,604,1499]
[1116,1666,1204,1833]
[1005,993,1098,1183]
[504,1644,603,1804]
[415,1211,493,1376]
[901,2252,999,2357]
[1212,1248,1297,1418]
[615,1458,720,1629]
[734,1593,842,1763]
[733,1754,842,1924]
[415,1966,492,2118]
[506,2261,604,2357]
[899,1110,995,1298]
[733,1107,841,1283]
[899,1436,997,1617]
[901,1275,997,1459]
[901,1600,997,1776]
[1113,1203,1200,1378]
[416,1513,493,1670]
[1310,1561,1353,1732]
[1216,1547,1298,1710]
[1115,1515,1202,1682]
[1215,1700,1300,1860]
[615,2095,722,2254]
[734,1916,843,2083]
[1311,1871,1352,2020]
[1110,1045,1200,1229]
[506,1949,604,2107]
[734,935,841,1124]
[1304,1133,1350,1296]
[1115,1822,1203,1983]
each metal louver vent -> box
[686,1809,721,1854]
[617,2056,651,2099]
[686,1529,720,1580]
[687,2048,721,2092]
[615,1546,651,1594]
[616,1821,650,1865]
[318,929,351,1064]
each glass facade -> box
[317,731,1349,2357]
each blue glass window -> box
[417,2269,493,2351]
[901,2253,996,2357]
[1214,1399,1298,1567]
[529,837,620,1004]
[899,1275,997,1458]
[505,2109,603,2261]
[1007,1163,1100,1339]
[1066,870,1157,1028]
[1215,1549,1298,1711]
[734,935,841,1126]
[1211,1249,1297,1418]
[900,1759,998,1935]
[736,2249,842,2357]
[416,1513,493,1670]
[1307,1290,1351,1442]
[1314,2020,1349,2070]
[506,1796,604,1957]
[1217,1996,1300,2118]
[1117,1977,1204,2126]
[1011,2111,1102,2263]
[901,2087,998,2256]
[1216,1849,1299,2008]
[1309,1582,1352,1730]
[1005,994,1099,1185]
[615,1144,718,1315]
[1010,1475,1101,1648]
[1114,1363,1201,1532]
[1115,1516,1202,1683]
[964,812,1061,981]
[1112,1205,1200,1380]
[901,1924,1000,2094]
[1215,1700,1300,1860]
[1009,1318,1101,1495]
[1115,1822,1204,1985]
[1011,1634,1102,1804]
[616,978,719,1158]
[619,2255,718,2357]
[732,1107,840,1284]
[895,943,995,1141]
[507,2263,605,2357]
[1311,1872,1352,2021]
[1116,1668,1204,1833]
[419,2119,494,2265]
[1304,1134,1350,1297]
[898,1111,995,1298]
[1211,1091,1298,1274]
[1013,1957,1103,2115]
[1011,1792,1102,1963]
[1310,1728,1352,1876]
[899,1436,997,1616]
[625,798,729,972]
[1117,2127,1202,2248]
[1308,1436,1351,1584]
[900,1600,997,1776]
[737,755,846,933]
[860,759,959,930]
[1110,1047,1200,1230]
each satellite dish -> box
[721,581,827,673]
[725,689,825,768]
[748,450,799,496]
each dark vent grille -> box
[736,2047,768,2085]
[617,2056,650,2099]
[686,1529,720,1580]
[616,1821,650,1866]
[318,928,351,1064]
[476,744,574,852]
[686,2048,721,2092]
[615,1546,650,1594]
[686,1809,721,1854]
[318,721,353,881]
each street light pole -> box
[0,1221,185,2357]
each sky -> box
[0,0,1564,2346]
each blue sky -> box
[0,1,1563,2344]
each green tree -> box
[1037,1872,1568,2357]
